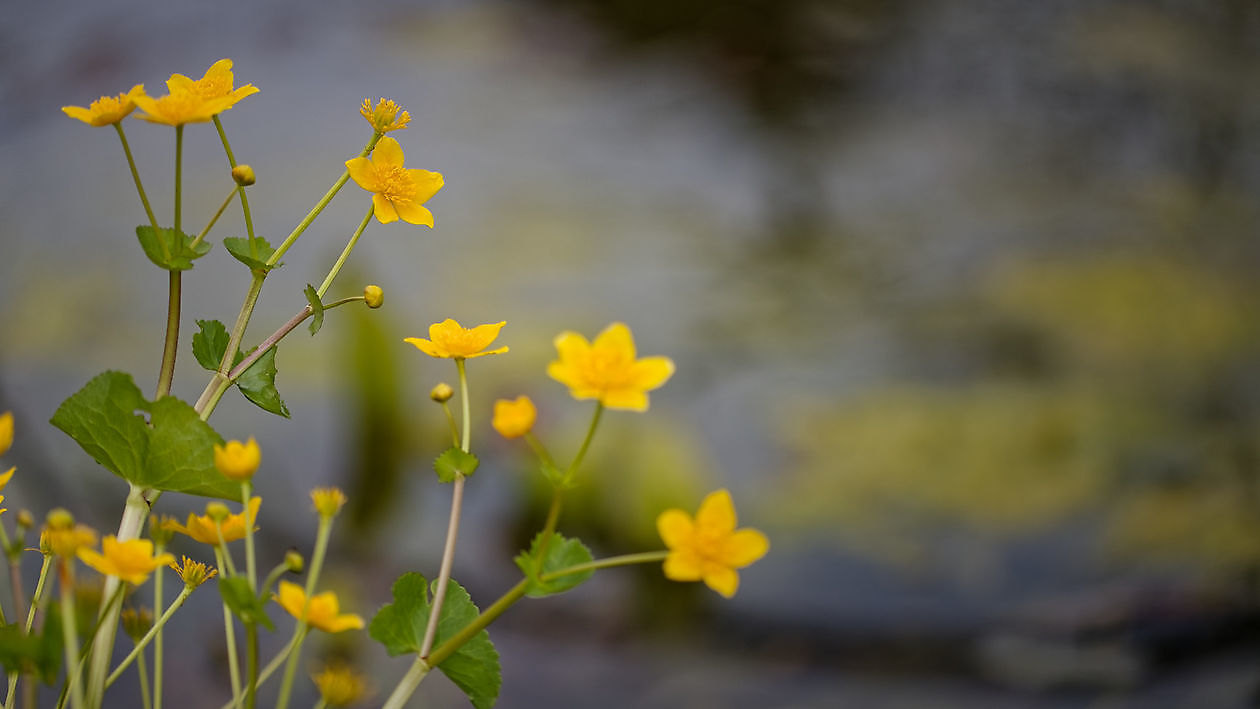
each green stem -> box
[174,125,183,237]
[315,206,374,299]
[426,579,529,667]
[215,548,241,707]
[59,563,84,709]
[135,652,151,709]
[267,134,382,267]
[440,401,459,448]
[154,272,182,400]
[272,626,308,709]
[217,633,298,709]
[458,360,471,453]
[419,474,466,659]
[212,116,257,248]
[244,623,258,709]
[152,545,164,709]
[258,562,292,601]
[6,556,50,709]
[188,186,238,252]
[380,658,431,709]
[524,433,556,469]
[114,123,159,231]
[275,514,334,709]
[539,551,669,582]
[564,403,604,484]
[104,587,194,688]
[242,483,256,590]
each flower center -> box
[375,165,413,203]
[583,350,633,388]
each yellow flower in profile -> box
[312,663,369,707]
[311,487,348,519]
[360,98,410,133]
[405,319,508,360]
[214,437,261,481]
[78,536,176,586]
[656,489,768,598]
[275,580,364,633]
[163,497,261,546]
[547,322,675,412]
[61,85,145,126]
[492,396,537,439]
[0,411,12,456]
[169,556,218,589]
[345,136,444,226]
[166,58,258,110]
[133,90,233,126]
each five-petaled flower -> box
[360,98,410,133]
[165,58,258,110]
[61,85,145,126]
[275,580,364,633]
[405,319,508,360]
[132,58,256,126]
[214,437,261,482]
[547,322,674,412]
[163,498,261,546]
[656,489,768,598]
[345,136,444,226]
[492,396,537,439]
[78,536,176,586]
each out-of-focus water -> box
[3,0,1260,707]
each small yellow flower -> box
[0,411,12,456]
[547,322,675,412]
[656,489,769,598]
[345,136,444,226]
[43,509,97,558]
[275,580,364,633]
[311,488,348,519]
[363,285,384,309]
[169,556,218,588]
[78,536,176,586]
[61,85,145,126]
[492,396,537,439]
[214,437,261,482]
[164,58,258,111]
[405,319,508,360]
[312,663,369,707]
[360,98,410,133]
[163,497,261,546]
[132,90,234,126]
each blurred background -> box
[2,0,1259,706]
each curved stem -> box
[539,551,669,582]
[105,587,194,689]
[188,186,238,252]
[154,272,182,400]
[564,403,604,484]
[114,123,158,231]
[426,579,529,668]
[315,206,374,299]
[212,116,257,247]
[419,474,465,659]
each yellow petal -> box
[165,73,195,94]
[553,331,590,362]
[61,106,94,124]
[600,388,649,412]
[0,469,12,492]
[276,580,306,619]
[403,337,444,358]
[345,157,378,191]
[701,564,739,598]
[372,136,405,169]
[464,346,509,358]
[203,58,233,81]
[592,322,636,359]
[630,356,675,391]
[76,548,110,575]
[722,529,769,567]
[662,550,703,581]
[656,509,694,549]
[324,613,366,633]
[695,489,737,535]
[372,193,399,224]
[406,169,445,203]
[393,200,434,227]
[465,321,507,353]
[0,412,10,456]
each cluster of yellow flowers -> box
[62,59,256,127]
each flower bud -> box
[205,502,231,523]
[430,383,454,403]
[311,488,348,519]
[16,509,33,530]
[214,437,261,482]
[285,549,305,574]
[46,508,75,530]
[363,285,384,309]
[121,607,154,641]
[231,164,256,186]
[149,514,175,547]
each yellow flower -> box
[312,663,369,707]
[165,58,258,110]
[169,556,218,588]
[360,98,410,133]
[78,536,176,586]
[214,437,261,481]
[405,319,508,360]
[0,411,12,456]
[311,488,348,519]
[61,85,145,126]
[656,489,768,598]
[163,497,261,546]
[547,322,675,412]
[43,509,97,558]
[133,90,233,126]
[345,136,444,226]
[492,396,537,439]
[274,580,364,633]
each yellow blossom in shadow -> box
[405,319,508,360]
[548,322,674,412]
[311,488,348,519]
[360,98,410,133]
[492,396,537,439]
[61,85,145,126]
[312,663,369,707]
[166,58,258,110]
[657,489,768,598]
[78,536,175,586]
[345,136,444,225]
[214,437,261,481]
[43,513,97,558]
[0,411,12,456]
[163,497,261,546]
[274,580,364,633]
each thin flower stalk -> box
[58,563,84,709]
[217,634,298,709]
[212,116,258,245]
[315,205,374,299]
[214,547,242,707]
[151,546,164,709]
[105,586,194,688]
[135,654,151,709]
[188,185,239,252]
[113,123,159,231]
[273,511,335,709]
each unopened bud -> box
[205,502,231,522]
[46,508,74,530]
[231,164,256,186]
[285,549,305,574]
[430,383,454,403]
[16,510,33,530]
[363,285,384,309]
[121,607,154,641]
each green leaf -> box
[369,573,501,709]
[0,609,63,684]
[136,225,212,271]
[235,346,290,418]
[304,285,324,336]
[513,532,595,598]
[192,319,232,371]
[51,371,239,499]
[223,236,281,273]
[219,577,275,631]
[434,447,479,483]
